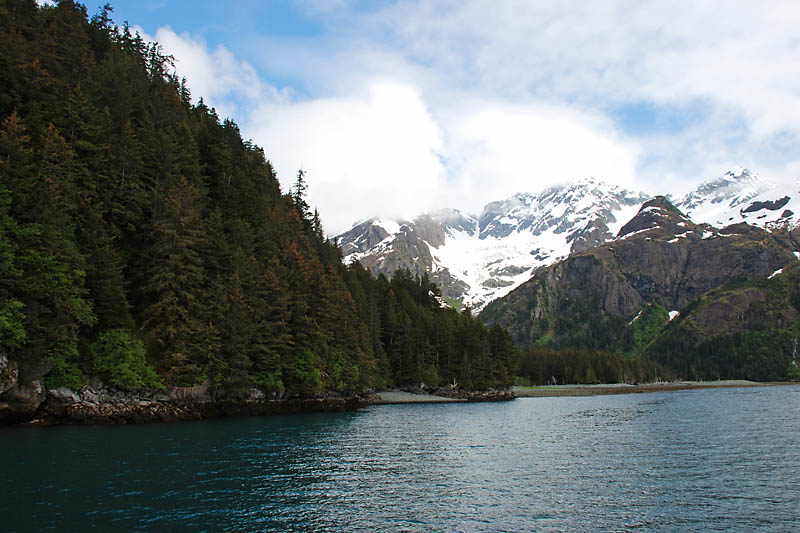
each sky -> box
[55,1,800,234]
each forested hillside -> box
[0,0,515,413]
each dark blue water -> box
[2,385,800,532]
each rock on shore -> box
[0,355,47,423]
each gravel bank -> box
[369,390,465,404]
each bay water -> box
[2,385,800,531]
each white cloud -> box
[249,81,447,233]
[443,102,641,212]
[140,0,800,232]
[149,26,642,234]
[362,1,800,128]
[143,28,450,234]
[151,27,287,120]
[356,1,800,184]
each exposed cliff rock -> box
[0,359,371,425]
[481,198,800,354]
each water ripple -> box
[2,385,800,531]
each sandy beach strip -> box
[370,390,466,404]
[512,380,794,397]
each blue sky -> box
[69,1,800,233]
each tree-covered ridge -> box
[0,0,515,400]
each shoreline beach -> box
[513,380,798,397]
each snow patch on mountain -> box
[768,268,783,279]
[430,225,577,310]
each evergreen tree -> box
[142,176,214,385]
[0,114,94,387]
[0,186,26,356]
[292,169,310,220]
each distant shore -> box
[513,380,798,397]
[364,381,800,404]
[366,389,515,405]
[368,390,464,404]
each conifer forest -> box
[0,0,517,396]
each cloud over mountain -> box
[123,1,800,234]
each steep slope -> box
[338,178,647,310]
[642,261,800,381]
[480,197,800,375]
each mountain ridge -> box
[338,177,649,310]
[338,168,799,312]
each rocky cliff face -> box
[480,197,800,351]
[0,372,368,425]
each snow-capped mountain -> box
[482,193,800,357]
[339,168,799,313]
[338,178,648,311]
[674,167,799,230]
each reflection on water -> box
[2,385,800,531]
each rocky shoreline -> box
[1,374,515,426]
[4,385,365,426]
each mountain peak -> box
[723,166,753,180]
[616,196,692,240]
[678,168,764,210]
[641,195,679,211]
[676,168,798,230]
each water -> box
[2,385,800,532]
